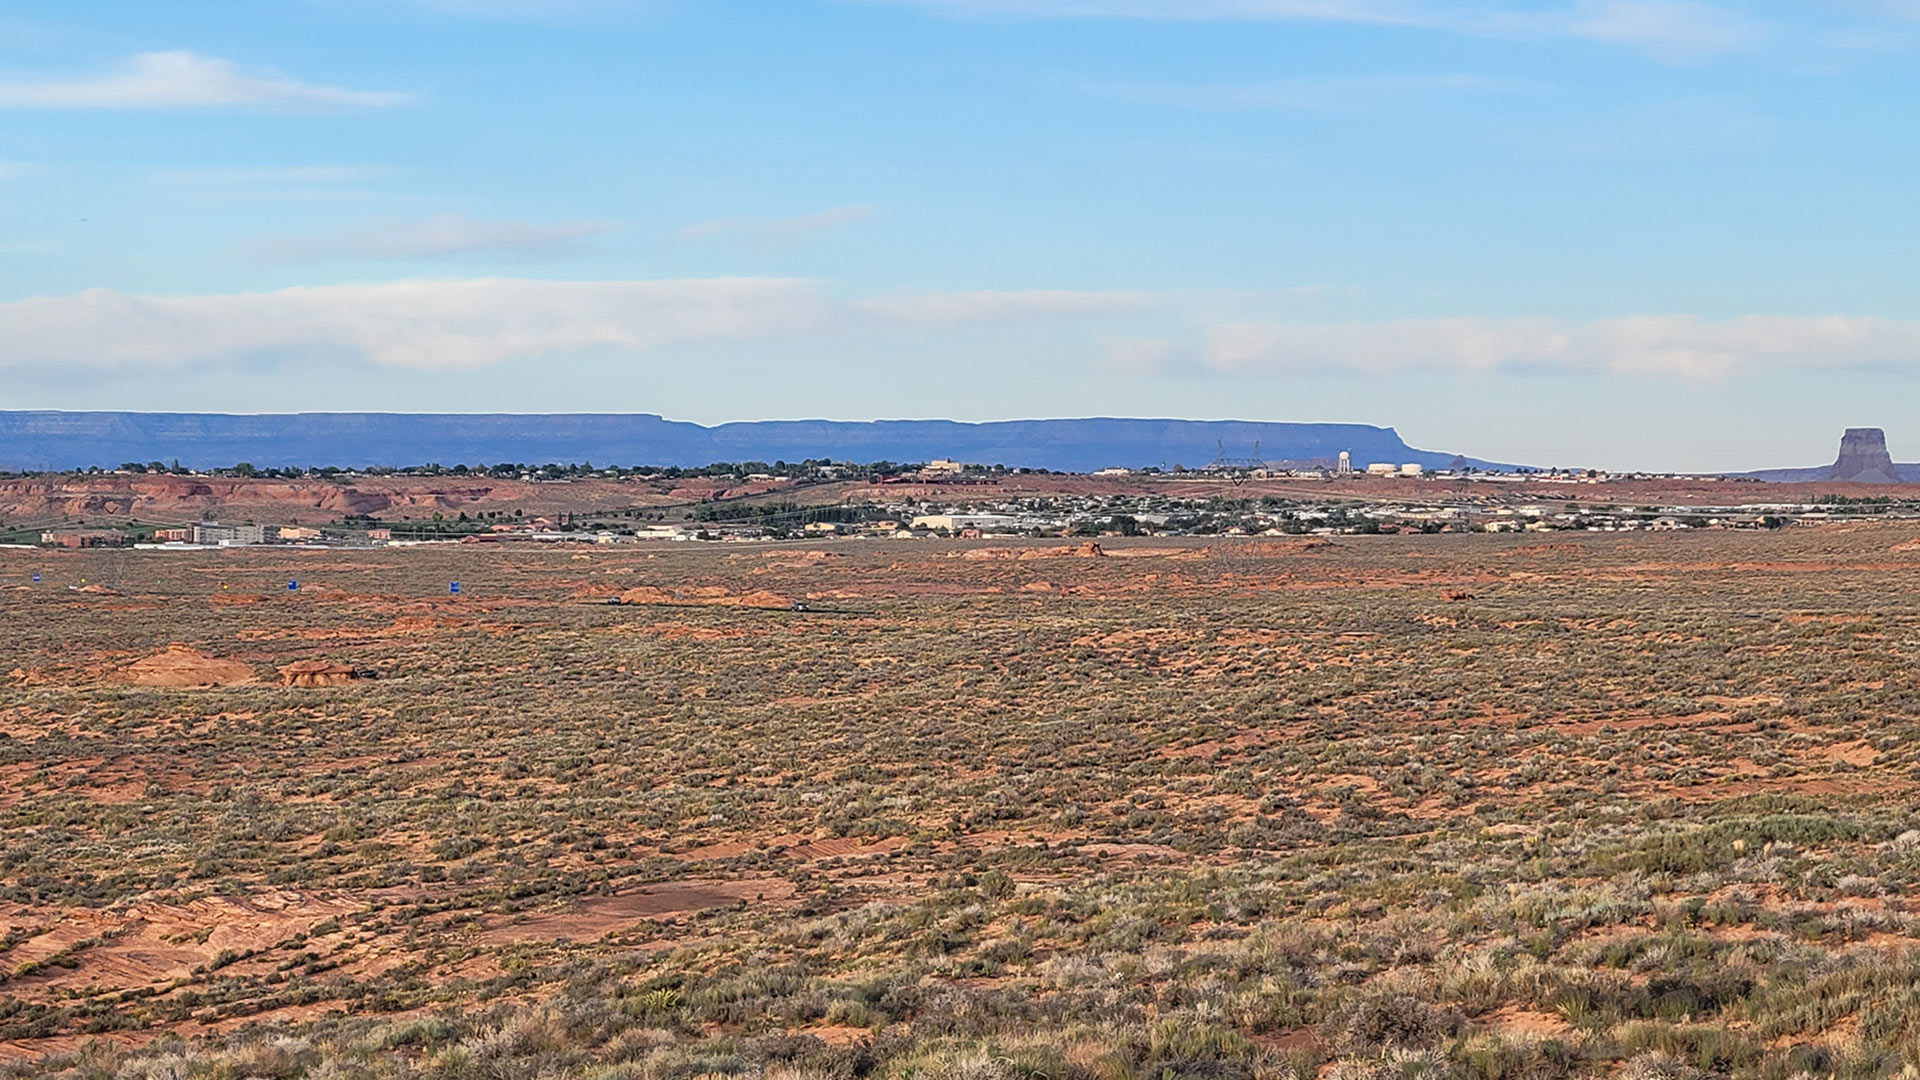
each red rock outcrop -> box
[0,474,660,525]
[279,661,359,688]
[120,646,256,688]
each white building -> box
[910,514,1019,532]
[193,523,267,546]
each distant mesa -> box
[1829,428,1900,484]
[1741,428,1920,484]
[0,412,1517,474]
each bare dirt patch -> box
[478,879,797,944]
[1484,1006,1573,1040]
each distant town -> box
[15,449,1920,551]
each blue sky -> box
[3,0,1919,470]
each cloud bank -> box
[1199,315,1920,379]
[3,277,1911,382]
[0,278,1144,372]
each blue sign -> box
[288,580,299,591]
[450,581,461,595]
[31,574,40,583]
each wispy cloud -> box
[0,161,34,181]
[0,278,1145,372]
[1816,25,1913,52]
[253,215,619,262]
[1095,72,1519,112]
[1176,315,1920,379]
[0,51,411,110]
[1549,1,1766,63]
[680,206,881,246]
[863,0,1769,60]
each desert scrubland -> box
[4,528,1920,1079]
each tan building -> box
[41,530,125,549]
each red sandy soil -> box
[0,889,366,1000]
[805,1025,876,1047]
[118,645,256,688]
[677,835,913,861]
[1484,1006,1574,1040]
[616,585,793,608]
[0,877,799,1050]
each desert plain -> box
[4,528,1920,1079]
